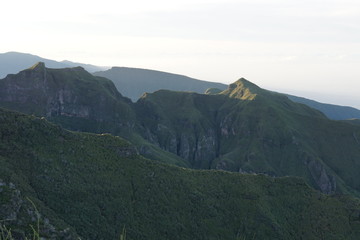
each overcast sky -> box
[1,0,359,108]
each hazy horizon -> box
[1,0,359,108]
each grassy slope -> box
[2,108,360,239]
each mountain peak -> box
[28,62,46,71]
[231,78,261,92]
[221,78,263,100]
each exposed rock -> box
[306,158,336,194]
[0,62,134,129]
[0,181,78,239]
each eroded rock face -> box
[0,62,134,129]
[0,63,49,106]
[46,88,90,118]
[305,157,337,194]
[143,124,218,169]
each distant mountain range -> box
[1,52,359,121]
[0,52,108,78]
[287,94,360,120]
[93,67,228,101]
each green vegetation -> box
[2,65,360,198]
[3,64,360,238]
[137,79,360,197]
[2,65,360,197]
[343,119,360,126]
[1,108,360,239]
[0,62,186,167]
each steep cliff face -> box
[135,79,323,171]
[135,79,360,196]
[0,62,135,132]
[135,91,224,168]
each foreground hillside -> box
[1,108,360,239]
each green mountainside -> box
[93,67,227,101]
[2,108,360,239]
[2,63,360,199]
[344,119,360,126]
[136,79,360,196]
[0,62,186,167]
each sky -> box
[1,0,360,108]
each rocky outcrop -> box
[0,180,78,239]
[305,157,337,194]
[142,124,218,168]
